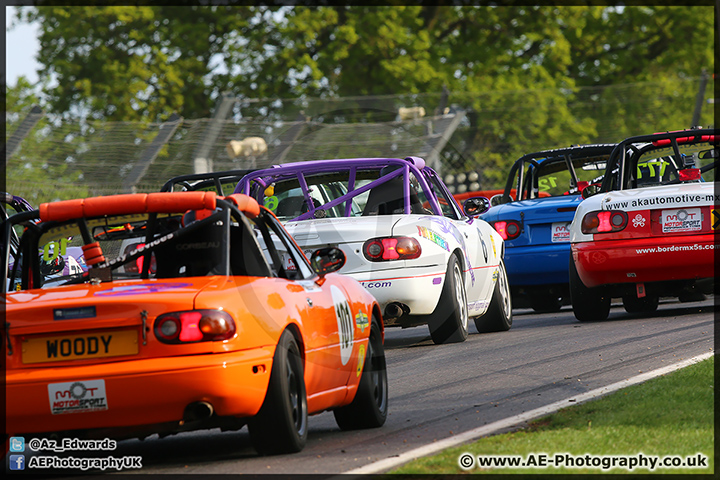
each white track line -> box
[345,351,714,475]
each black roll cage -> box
[599,128,718,192]
[500,144,617,203]
[1,197,290,291]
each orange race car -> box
[2,191,387,455]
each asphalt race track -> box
[35,297,715,475]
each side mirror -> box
[581,183,601,199]
[463,196,490,216]
[490,194,506,206]
[310,247,346,277]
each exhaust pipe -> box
[183,401,214,422]
[384,302,407,320]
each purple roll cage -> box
[233,157,453,222]
[3,193,34,215]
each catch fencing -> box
[4,74,714,205]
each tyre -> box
[333,319,388,430]
[569,257,611,322]
[622,294,659,313]
[474,260,513,333]
[428,255,469,344]
[530,294,563,313]
[248,330,308,455]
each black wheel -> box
[474,260,513,333]
[569,257,610,322]
[248,330,308,455]
[623,294,659,313]
[333,319,388,430]
[678,289,706,303]
[530,293,563,313]
[428,255,469,344]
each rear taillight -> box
[581,211,628,234]
[679,168,701,181]
[154,310,236,343]
[363,237,421,262]
[493,220,521,240]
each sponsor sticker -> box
[661,208,702,233]
[467,300,490,312]
[551,222,570,243]
[331,286,354,366]
[631,213,646,228]
[54,307,96,321]
[417,226,449,251]
[94,282,191,297]
[356,344,366,378]
[360,280,392,289]
[48,380,108,415]
[282,254,297,271]
[355,310,369,332]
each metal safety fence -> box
[4,74,714,206]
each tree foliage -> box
[5,77,89,204]
[7,5,715,194]
[12,5,714,121]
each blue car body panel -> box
[481,195,582,285]
[476,144,616,307]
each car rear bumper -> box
[505,243,571,286]
[572,234,716,288]
[6,347,274,436]
[348,266,445,317]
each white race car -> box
[201,156,514,345]
[569,128,717,321]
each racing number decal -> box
[43,238,68,262]
[264,196,278,211]
[636,160,668,180]
[538,176,557,191]
[331,285,354,365]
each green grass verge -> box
[391,356,714,475]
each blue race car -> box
[479,144,616,312]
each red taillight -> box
[581,211,628,234]
[154,310,236,343]
[652,134,716,146]
[363,237,421,261]
[678,168,701,181]
[493,220,521,240]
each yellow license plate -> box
[22,330,139,364]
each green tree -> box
[16,5,268,122]
[5,77,89,204]
[7,5,714,191]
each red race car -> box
[568,128,717,321]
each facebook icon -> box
[9,455,25,470]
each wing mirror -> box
[463,196,490,216]
[581,183,602,199]
[310,247,346,282]
[490,194,506,206]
